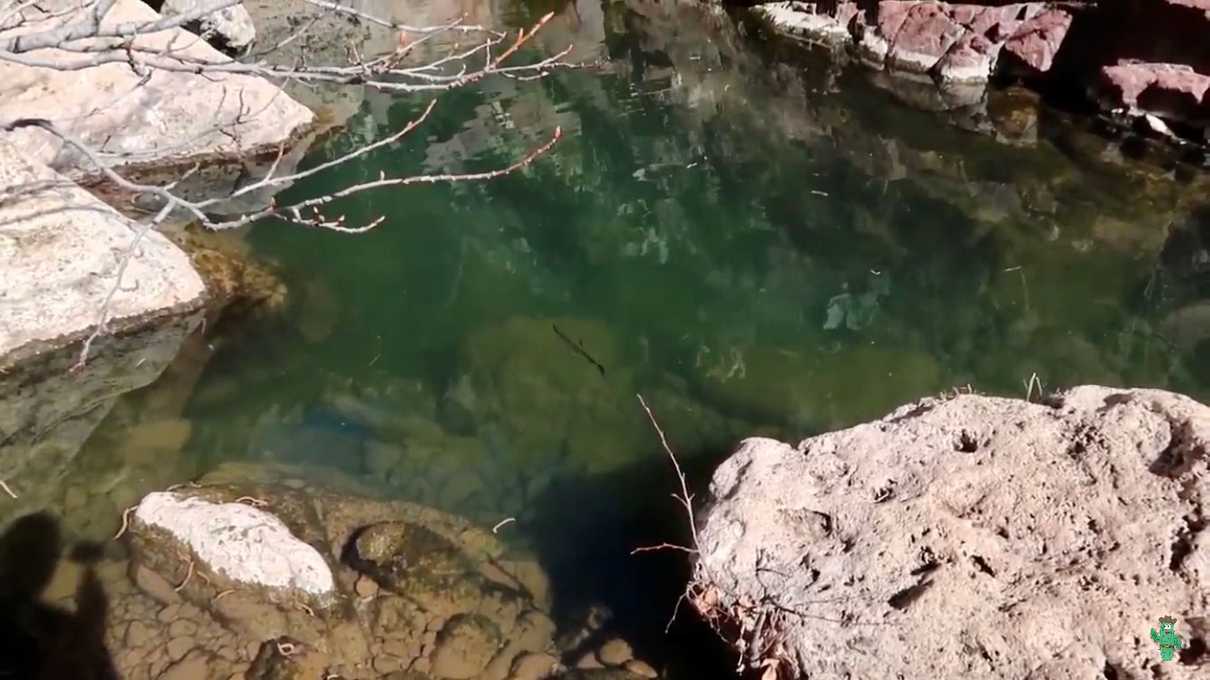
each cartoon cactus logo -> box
[1150,616,1185,662]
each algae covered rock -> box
[694,343,944,430]
[693,386,1209,679]
[122,463,563,679]
[450,316,650,475]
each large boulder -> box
[692,386,1208,678]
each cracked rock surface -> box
[94,463,657,680]
[693,386,1207,679]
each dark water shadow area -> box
[522,436,743,679]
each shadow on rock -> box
[0,512,119,680]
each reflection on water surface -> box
[7,0,1210,676]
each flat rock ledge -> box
[0,0,314,179]
[0,141,206,368]
[691,385,1208,679]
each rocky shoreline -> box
[747,0,1210,156]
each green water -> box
[48,0,1210,673]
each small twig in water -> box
[634,394,702,634]
[215,589,235,601]
[1024,372,1044,403]
[632,543,697,555]
[174,557,195,592]
[553,324,606,377]
[491,517,516,534]
[113,505,137,540]
[636,394,699,551]
[0,479,18,499]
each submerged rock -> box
[452,316,650,476]
[692,386,1208,678]
[118,463,641,679]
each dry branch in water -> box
[0,0,578,367]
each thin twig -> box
[0,479,17,499]
[112,505,136,540]
[174,557,194,592]
[636,393,700,551]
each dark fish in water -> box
[552,324,606,377]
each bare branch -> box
[0,0,579,369]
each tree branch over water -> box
[0,0,578,368]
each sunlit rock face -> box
[694,386,1209,679]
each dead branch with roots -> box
[0,0,579,368]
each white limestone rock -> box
[0,141,205,365]
[134,491,336,598]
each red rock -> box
[964,3,1038,41]
[887,2,966,74]
[1100,62,1210,123]
[875,0,918,40]
[934,31,999,83]
[1001,7,1072,75]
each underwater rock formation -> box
[691,386,1208,678]
[114,463,656,680]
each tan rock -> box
[40,558,83,602]
[125,419,193,452]
[596,639,633,667]
[574,651,603,670]
[160,650,212,680]
[167,619,198,638]
[124,620,157,648]
[695,386,1210,678]
[166,636,196,662]
[354,574,379,598]
[0,0,313,177]
[429,614,502,679]
[623,659,658,678]
[132,563,183,606]
[508,652,559,680]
